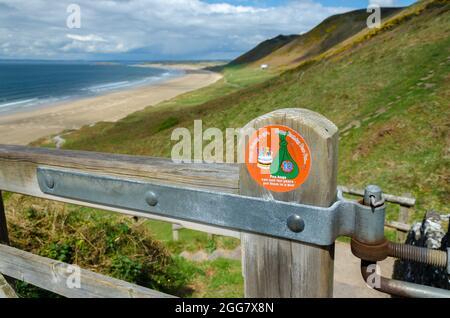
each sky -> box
[0,0,416,61]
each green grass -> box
[188,259,244,298]
[142,219,240,254]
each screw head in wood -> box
[287,214,305,233]
[145,191,158,206]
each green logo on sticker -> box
[270,132,299,179]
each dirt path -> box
[334,242,394,298]
[179,241,395,298]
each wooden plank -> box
[0,244,174,298]
[398,194,412,222]
[0,190,17,295]
[172,224,182,241]
[0,145,240,238]
[385,221,410,233]
[240,108,338,298]
[0,145,238,193]
[338,186,416,207]
[396,193,412,241]
[0,273,17,298]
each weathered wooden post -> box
[240,108,338,297]
[0,274,17,298]
[396,193,412,242]
[0,191,10,245]
[172,224,181,241]
[0,191,17,298]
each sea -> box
[0,60,184,115]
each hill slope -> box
[229,34,299,66]
[41,0,450,217]
[230,8,403,69]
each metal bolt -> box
[145,191,158,206]
[287,214,305,233]
[44,174,55,189]
[363,185,383,207]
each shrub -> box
[5,194,194,297]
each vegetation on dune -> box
[4,194,242,297]
[5,194,196,297]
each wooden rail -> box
[0,145,415,239]
[0,273,17,298]
[338,186,416,207]
[0,244,173,298]
[385,221,411,233]
[0,145,240,238]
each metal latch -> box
[37,167,386,246]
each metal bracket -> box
[37,167,385,246]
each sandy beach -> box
[0,67,222,145]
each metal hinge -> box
[37,167,386,246]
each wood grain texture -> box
[0,145,240,238]
[239,108,338,298]
[396,193,412,241]
[0,273,17,298]
[385,221,410,233]
[0,145,239,193]
[0,244,174,298]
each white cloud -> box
[66,34,107,42]
[0,0,353,60]
[369,0,396,6]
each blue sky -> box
[0,0,417,60]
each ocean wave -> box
[0,98,39,109]
[83,72,175,93]
[84,81,133,93]
[0,96,71,114]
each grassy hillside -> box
[230,7,402,70]
[51,0,450,217]
[229,34,299,66]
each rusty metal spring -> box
[388,242,447,268]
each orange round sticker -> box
[245,125,311,192]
